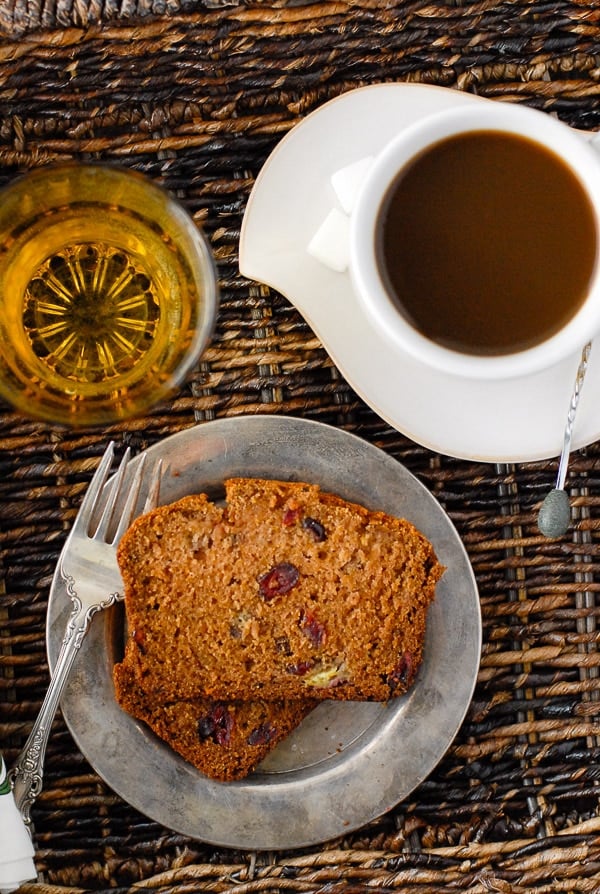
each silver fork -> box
[9,442,162,825]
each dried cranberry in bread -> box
[114,478,443,703]
[113,663,315,781]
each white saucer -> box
[239,82,599,463]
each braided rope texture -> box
[1,1,600,891]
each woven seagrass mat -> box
[1,1,600,892]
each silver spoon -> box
[538,341,591,538]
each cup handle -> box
[307,156,374,273]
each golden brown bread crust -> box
[114,478,443,705]
[113,663,315,781]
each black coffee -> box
[378,130,597,355]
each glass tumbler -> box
[0,163,218,426]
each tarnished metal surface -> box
[47,416,481,850]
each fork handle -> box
[9,579,120,824]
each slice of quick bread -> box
[113,478,443,704]
[113,663,315,781]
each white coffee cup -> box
[310,101,600,380]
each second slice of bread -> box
[114,662,316,780]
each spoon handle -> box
[556,341,591,491]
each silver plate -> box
[47,416,481,850]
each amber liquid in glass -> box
[0,166,211,426]
[23,240,160,386]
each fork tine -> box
[143,458,163,514]
[94,446,131,541]
[111,454,148,544]
[72,442,116,535]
